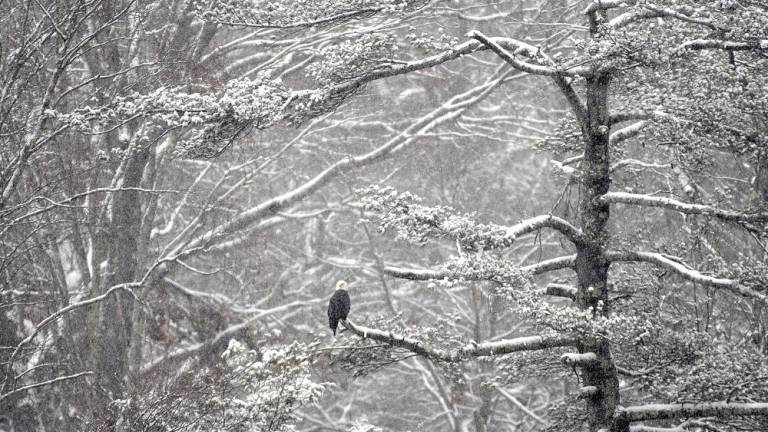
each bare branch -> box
[0,371,94,403]
[345,320,577,362]
[3,283,139,393]
[494,384,550,426]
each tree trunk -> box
[97,143,150,421]
[575,73,621,431]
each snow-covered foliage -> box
[52,74,291,158]
[114,339,324,432]
[359,185,537,251]
[4,0,768,431]
[307,33,398,85]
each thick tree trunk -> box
[97,144,150,413]
[575,73,621,431]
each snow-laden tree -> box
[305,1,768,431]
[2,0,768,431]
[1,0,557,429]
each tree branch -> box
[326,37,562,99]
[606,250,768,304]
[494,384,550,426]
[381,254,577,281]
[505,215,586,247]
[546,283,578,299]
[3,283,139,393]
[600,192,768,223]
[615,401,768,423]
[607,3,725,31]
[609,121,647,145]
[344,320,577,362]
[467,31,590,77]
[681,39,768,52]
[584,0,637,14]
[0,371,94,403]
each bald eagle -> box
[328,280,350,336]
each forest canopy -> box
[1,0,767,431]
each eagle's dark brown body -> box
[328,288,350,336]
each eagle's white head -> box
[335,280,348,291]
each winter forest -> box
[2,0,768,431]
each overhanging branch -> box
[172,68,513,257]
[344,320,577,362]
[681,39,768,52]
[381,254,577,281]
[616,401,768,423]
[467,31,590,78]
[606,251,768,304]
[506,215,586,247]
[0,371,94,403]
[600,192,768,224]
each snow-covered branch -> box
[345,320,577,362]
[600,192,768,223]
[609,159,670,173]
[615,402,768,424]
[607,3,725,31]
[467,31,590,78]
[505,215,585,247]
[545,283,577,299]
[561,352,598,367]
[0,371,94,403]
[381,254,577,281]
[361,187,586,249]
[584,0,636,14]
[172,68,513,256]
[606,251,768,304]
[325,36,562,100]
[681,39,768,52]
[609,121,647,145]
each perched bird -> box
[327,280,351,336]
